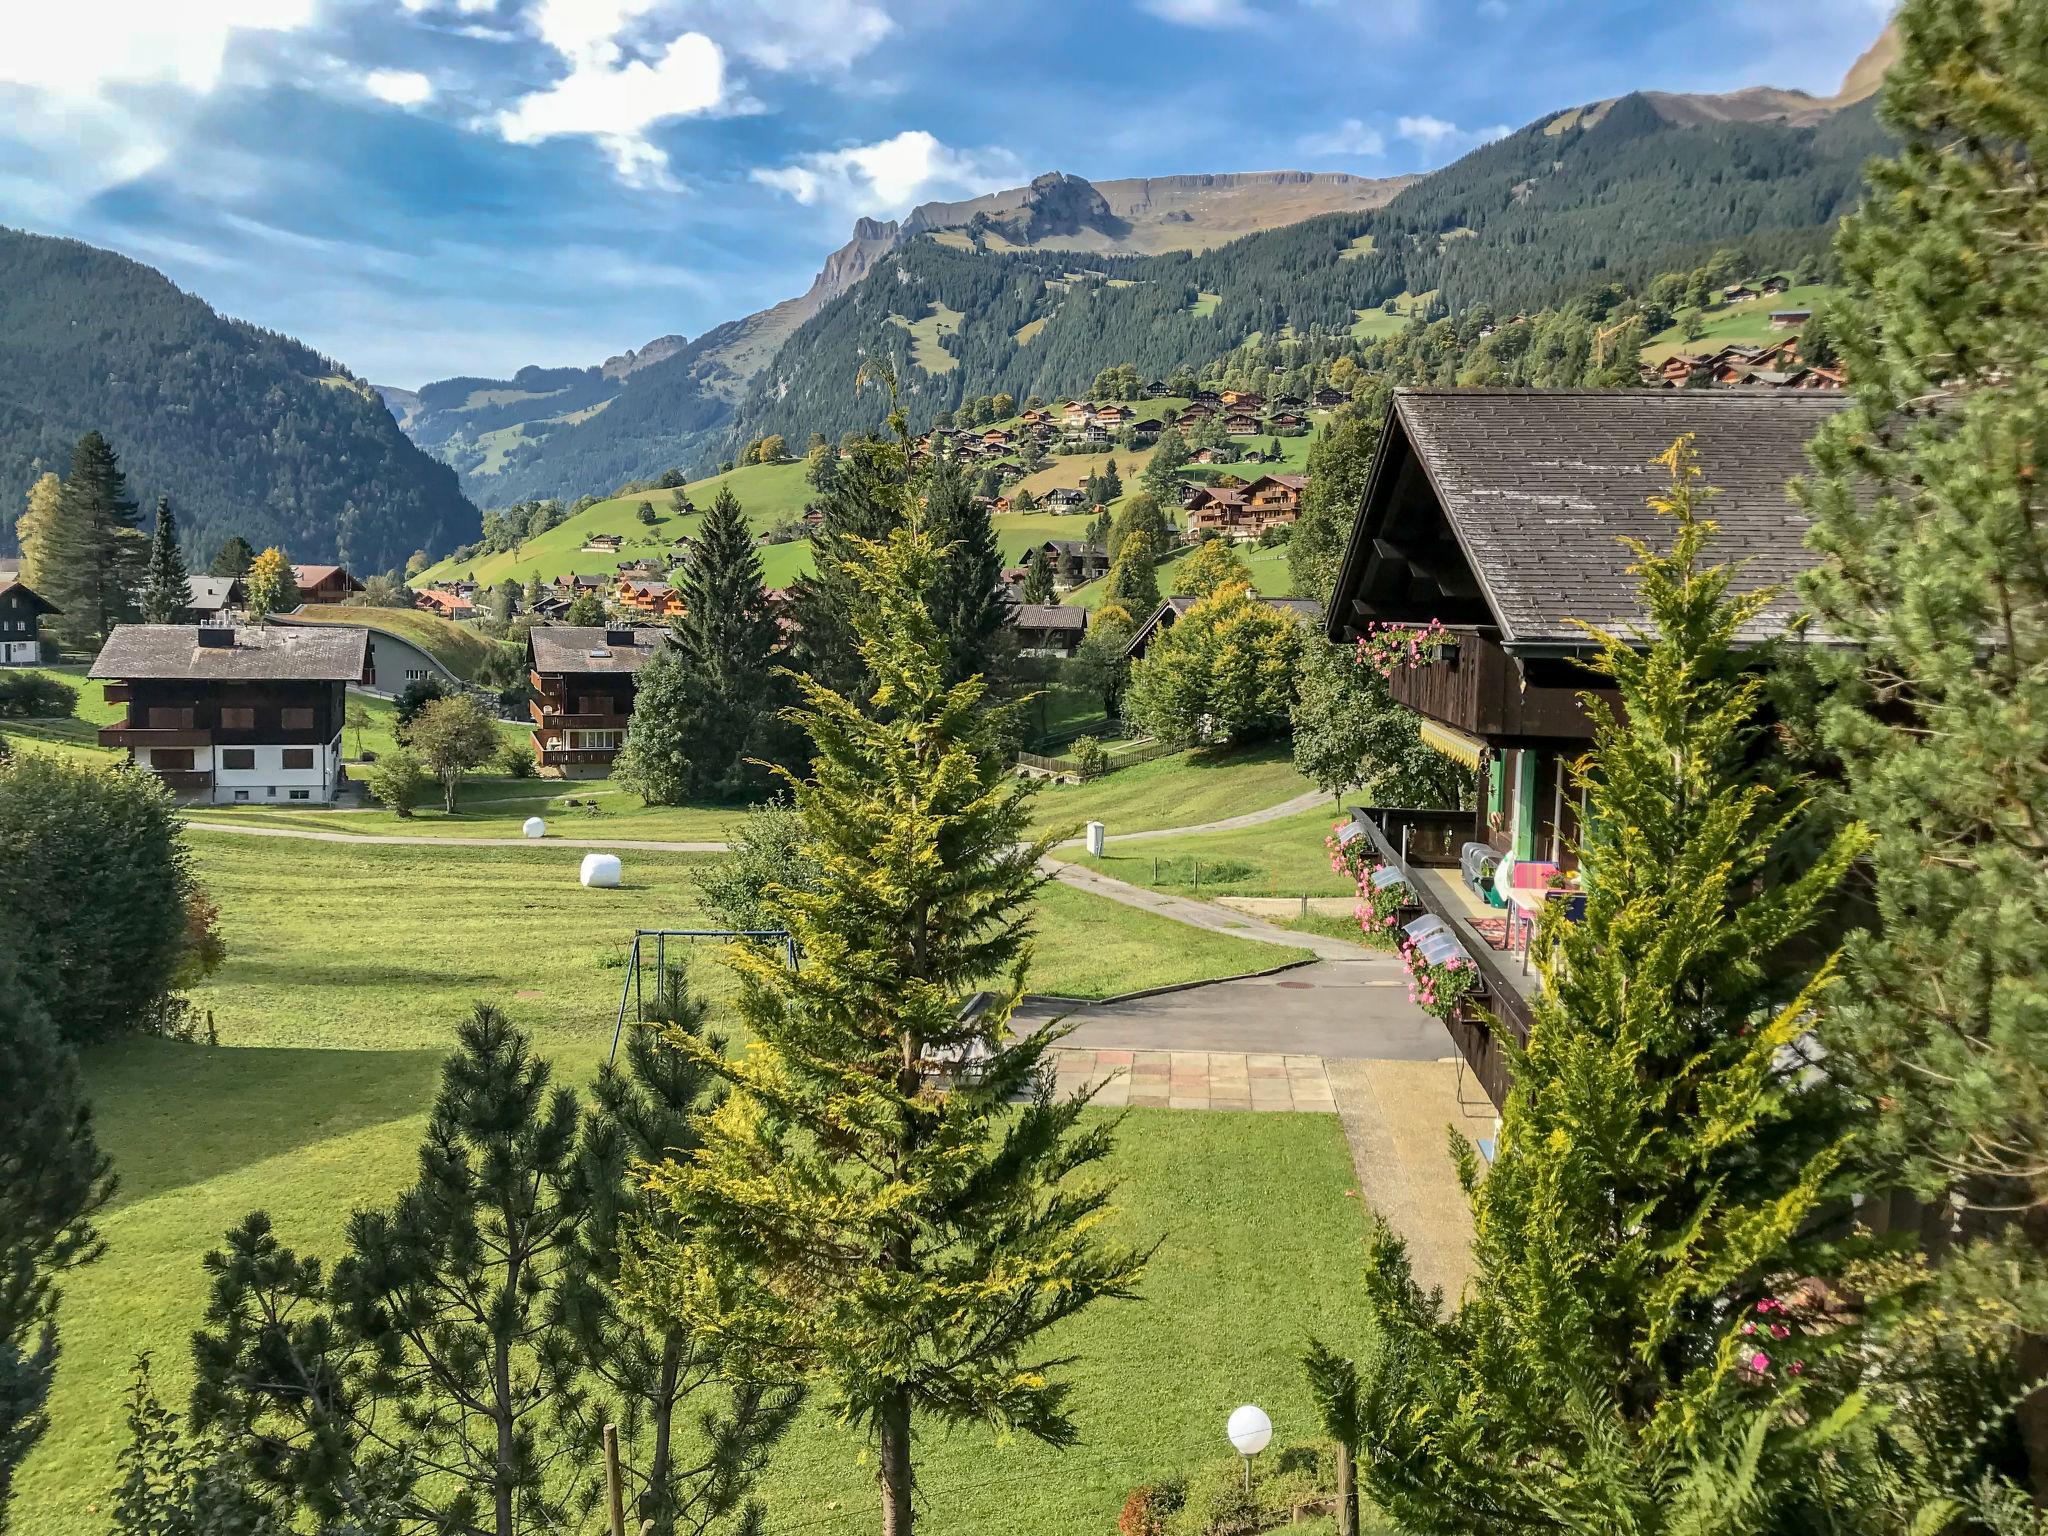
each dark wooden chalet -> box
[1007,603,1088,658]
[0,578,59,665]
[1324,386,1851,1102]
[90,623,368,803]
[526,626,666,776]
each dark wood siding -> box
[124,679,343,743]
[1389,631,1616,744]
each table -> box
[1505,887,1548,971]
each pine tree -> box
[631,526,1147,1536]
[619,486,784,804]
[14,474,60,593]
[0,943,116,1528]
[209,535,255,578]
[1021,547,1056,605]
[920,453,1008,686]
[1793,0,2048,1498]
[786,435,910,701]
[1343,440,1871,1533]
[41,431,143,647]
[564,974,802,1536]
[139,496,193,624]
[1104,531,1160,617]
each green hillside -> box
[1640,283,1840,362]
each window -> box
[233,789,250,802]
[289,789,311,801]
[220,706,255,730]
[568,730,623,751]
[281,748,315,770]
[406,668,427,681]
[220,748,255,770]
[281,707,314,731]
[151,748,195,771]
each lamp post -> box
[1227,1403,1273,1495]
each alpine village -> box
[1,4,2045,1536]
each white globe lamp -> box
[1227,1403,1272,1492]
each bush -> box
[0,755,198,1044]
[695,804,816,933]
[1070,735,1111,780]
[496,739,537,778]
[1121,1481,1186,1536]
[1161,1443,1331,1536]
[392,673,451,739]
[363,747,429,818]
[0,670,78,718]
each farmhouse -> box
[582,533,625,553]
[1223,410,1261,436]
[1313,387,1347,409]
[1043,487,1087,510]
[414,588,474,619]
[290,564,364,605]
[1322,386,1850,1100]
[1007,603,1088,658]
[0,577,58,665]
[90,623,366,803]
[616,576,683,619]
[1037,539,1110,587]
[1769,309,1813,329]
[526,625,666,776]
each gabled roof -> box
[184,576,241,613]
[1009,604,1087,632]
[1325,388,1852,652]
[290,564,360,590]
[90,623,367,681]
[0,578,59,616]
[1124,594,1322,659]
[527,625,666,675]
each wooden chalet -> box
[290,564,364,605]
[1313,387,1347,409]
[616,576,683,619]
[1267,410,1308,432]
[582,533,624,553]
[1724,284,1760,304]
[1043,487,1086,510]
[0,578,59,665]
[1183,475,1310,543]
[1095,404,1128,428]
[1323,386,1852,1103]
[1763,275,1791,295]
[1223,410,1261,436]
[90,623,367,803]
[1038,540,1110,587]
[526,626,665,776]
[415,587,475,619]
[1769,309,1813,329]
[1007,603,1088,658]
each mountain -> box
[399,170,1408,508]
[0,227,474,572]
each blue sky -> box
[0,0,1892,387]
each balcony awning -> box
[1418,719,1485,772]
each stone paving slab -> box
[1049,1047,1335,1111]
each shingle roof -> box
[1010,604,1087,632]
[89,623,367,681]
[1372,388,1849,648]
[0,577,57,614]
[527,625,666,676]
[184,576,240,612]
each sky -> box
[0,0,1893,388]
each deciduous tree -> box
[1125,584,1300,747]
[243,547,298,621]
[14,474,61,593]
[407,694,501,812]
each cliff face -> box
[601,333,687,380]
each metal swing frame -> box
[608,928,797,1062]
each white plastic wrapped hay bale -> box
[579,852,621,888]
[523,816,546,839]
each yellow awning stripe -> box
[1418,719,1485,771]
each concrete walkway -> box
[1042,858,1373,962]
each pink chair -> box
[1500,860,1560,958]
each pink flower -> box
[1789,1361,1805,1376]
[1770,1323,1790,1339]
[1757,1299,1775,1314]
[1749,1352,1770,1373]
[1741,1322,1756,1336]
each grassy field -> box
[1030,742,1319,838]
[22,833,1341,1534]
[1350,290,1436,341]
[1055,802,1356,899]
[287,606,509,680]
[889,301,965,374]
[1639,284,1838,363]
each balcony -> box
[536,745,621,767]
[99,716,212,750]
[529,699,629,729]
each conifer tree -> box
[1104,530,1160,617]
[631,526,1146,1536]
[1793,0,2048,1497]
[14,474,60,593]
[1020,548,1056,606]
[1341,441,1870,1533]
[41,431,144,646]
[619,486,784,803]
[139,496,193,624]
[920,453,1008,686]
[209,535,255,578]
[0,944,115,1529]
[785,435,910,701]
[1289,390,1389,607]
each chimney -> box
[605,627,637,646]
[196,627,235,648]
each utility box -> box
[1085,821,1106,857]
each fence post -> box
[604,1423,626,1536]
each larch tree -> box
[1341,441,1872,1534]
[1793,0,2048,1501]
[41,431,144,647]
[14,474,61,593]
[628,525,1147,1536]
[139,496,193,624]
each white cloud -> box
[697,0,895,72]
[1396,114,1511,158]
[492,0,728,188]
[752,129,1018,217]
[363,68,436,106]
[1298,118,1385,157]
[1139,0,1259,28]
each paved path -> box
[185,821,727,852]
[1042,858,1369,962]
[1052,789,1332,847]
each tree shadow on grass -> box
[81,1038,445,1211]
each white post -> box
[1085,820,1105,857]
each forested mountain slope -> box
[0,227,473,571]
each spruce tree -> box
[1342,441,1871,1533]
[140,496,193,624]
[41,431,143,647]
[921,453,1008,686]
[619,485,783,804]
[1021,547,1056,605]
[1793,0,2048,1498]
[785,435,910,701]
[631,526,1146,1536]
[0,943,116,1529]
[209,535,255,578]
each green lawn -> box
[1030,742,1320,838]
[1055,802,1356,899]
[1,663,120,760]
[23,834,1336,1533]
[1639,284,1838,363]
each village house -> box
[1007,603,1088,658]
[1762,275,1791,296]
[290,564,364,605]
[1322,385,1851,1103]
[1220,390,1265,409]
[1223,409,1262,436]
[1313,386,1347,409]
[1724,284,1760,304]
[1267,410,1308,433]
[414,587,475,619]
[615,576,683,619]
[526,625,665,776]
[1095,403,1127,429]
[582,533,624,554]
[1043,487,1086,511]
[0,577,59,665]
[183,575,243,626]
[1769,309,1813,330]
[90,623,366,803]
[1037,539,1110,587]
[1060,400,1095,428]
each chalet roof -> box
[527,625,666,676]
[90,623,367,681]
[184,576,241,612]
[1009,604,1087,632]
[0,577,59,615]
[1326,388,1852,652]
[290,563,357,589]
[1256,474,1308,491]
